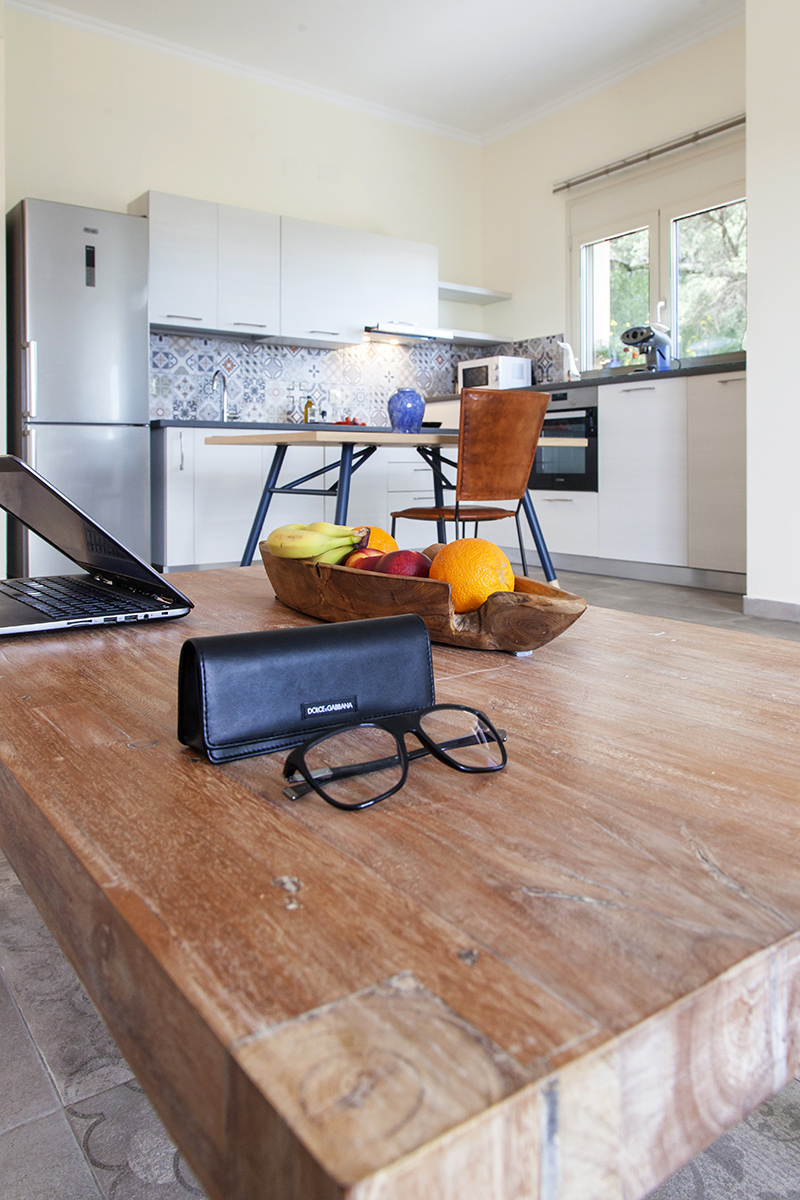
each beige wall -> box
[744,0,800,614]
[4,8,483,291]
[480,26,746,340]
[0,5,6,572]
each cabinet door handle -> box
[621,385,655,392]
[542,497,574,502]
[718,377,744,384]
[233,322,268,328]
[166,314,203,321]
[308,329,340,336]
[179,430,184,472]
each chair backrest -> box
[456,388,550,503]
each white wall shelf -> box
[438,281,512,305]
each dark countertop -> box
[539,358,745,392]
[150,420,401,432]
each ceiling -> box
[13,0,745,143]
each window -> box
[581,227,650,371]
[567,131,746,371]
[672,199,747,359]
[578,199,746,370]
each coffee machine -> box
[620,324,673,372]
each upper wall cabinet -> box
[217,204,281,335]
[131,192,441,347]
[279,217,367,347]
[364,233,439,330]
[129,192,280,336]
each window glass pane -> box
[673,200,747,358]
[582,228,649,371]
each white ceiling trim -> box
[5,0,484,145]
[7,0,745,149]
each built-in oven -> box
[528,389,598,492]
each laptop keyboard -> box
[0,576,162,619]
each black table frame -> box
[239,439,558,584]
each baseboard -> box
[743,596,800,623]
[502,549,746,594]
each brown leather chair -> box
[390,387,550,576]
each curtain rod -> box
[553,113,746,195]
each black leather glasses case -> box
[177,614,435,763]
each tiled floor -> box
[0,854,203,1199]
[1,572,798,1198]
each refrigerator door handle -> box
[23,340,38,420]
[22,424,37,470]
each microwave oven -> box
[457,356,532,391]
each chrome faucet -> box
[212,369,228,421]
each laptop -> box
[0,455,193,635]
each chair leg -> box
[473,522,478,537]
[514,510,529,576]
[391,516,397,537]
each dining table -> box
[0,564,798,1200]
[203,426,587,584]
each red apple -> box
[344,547,385,570]
[378,550,431,578]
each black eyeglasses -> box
[282,704,507,810]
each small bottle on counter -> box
[303,396,317,423]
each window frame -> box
[664,192,747,361]
[566,132,745,370]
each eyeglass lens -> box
[303,725,403,805]
[419,707,505,769]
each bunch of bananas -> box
[264,522,369,564]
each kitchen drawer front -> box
[528,492,599,558]
[387,462,439,493]
[389,492,441,549]
[386,447,456,496]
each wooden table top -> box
[204,428,587,448]
[0,566,798,1200]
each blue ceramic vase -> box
[387,388,425,434]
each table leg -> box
[429,448,448,544]
[334,443,355,526]
[240,444,287,567]
[521,491,559,587]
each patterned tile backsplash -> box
[150,332,566,423]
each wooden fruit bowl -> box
[260,547,587,653]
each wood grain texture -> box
[260,549,587,652]
[0,565,799,1200]
[203,432,585,448]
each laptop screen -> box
[0,456,169,589]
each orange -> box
[429,538,515,613]
[365,526,398,553]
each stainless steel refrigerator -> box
[6,198,150,577]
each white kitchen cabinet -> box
[132,192,218,330]
[130,192,281,336]
[194,435,331,566]
[151,427,195,570]
[527,492,599,558]
[193,432,268,566]
[280,217,367,346]
[217,205,281,336]
[687,372,746,572]
[598,378,689,565]
[387,447,450,548]
[152,427,335,570]
[364,232,439,329]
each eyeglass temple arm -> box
[282,727,507,801]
